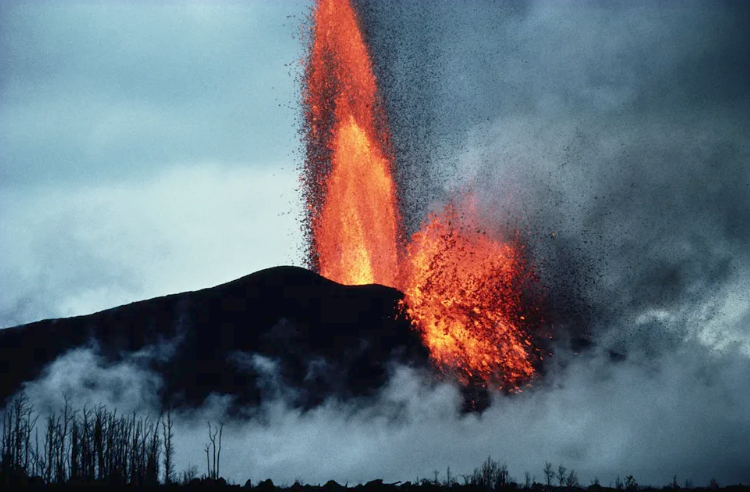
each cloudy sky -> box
[2,0,750,487]
[1,0,308,328]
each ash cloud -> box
[359,0,750,352]
[348,0,750,483]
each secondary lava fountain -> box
[398,202,537,387]
[302,0,540,389]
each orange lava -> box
[303,0,540,389]
[304,0,400,286]
[398,203,537,387]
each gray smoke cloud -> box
[358,0,750,349]
[351,0,750,483]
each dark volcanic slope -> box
[0,266,431,414]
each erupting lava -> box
[302,0,540,389]
[303,0,401,286]
[398,203,536,387]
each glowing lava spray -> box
[302,0,539,389]
[302,0,401,287]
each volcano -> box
[0,266,597,416]
[0,266,437,416]
[301,0,546,389]
[0,0,593,417]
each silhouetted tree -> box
[0,394,185,486]
[206,421,223,480]
[145,416,160,485]
[565,469,577,488]
[43,412,56,483]
[624,475,637,491]
[161,407,174,484]
[556,465,567,487]
[69,419,79,480]
[472,456,498,489]
[181,463,198,485]
[204,442,211,479]
[469,456,511,490]
[498,462,509,488]
[0,391,38,481]
[55,393,72,484]
[543,462,554,489]
[444,466,454,487]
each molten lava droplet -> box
[303,0,400,286]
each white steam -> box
[11,339,750,487]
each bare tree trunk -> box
[206,421,223,480]
[204,443,210,479]
[209,422,216,479]
[130,412,139,486]
[13,393,23,470]
[1,409,7,474]
[162,407,174,484]
[24,409,38,474]
[33,428,40,478]
[217,423,223,480]
[81,406,91,481]
[70,421,79,481]
[44,413,56,484]
[56,393,71,484]
[146,418,160,485]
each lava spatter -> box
[302,0,542,390]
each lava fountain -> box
[302,0,540,389]
[302,0,401,286]
[398,201,537,387]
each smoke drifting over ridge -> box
[2,0,750,488]
[10,338,750,486]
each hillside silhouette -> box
[0,266,431,414]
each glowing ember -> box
[303,0,401,286]
[302,0,541,389]
[398,202,537,387]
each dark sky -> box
[2,0,750,487]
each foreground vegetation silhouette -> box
[1,391,746,490]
